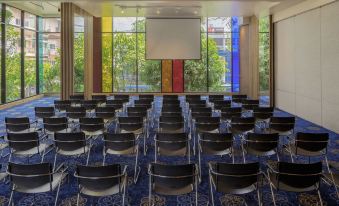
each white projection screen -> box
[146,18,201,60]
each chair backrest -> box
[76,164,122,191]
[220,107,242,120]
[8,162,52,189]
[156,133,189,153]
[54,100,71,111]
[118,117,144,132]
[54,132,86,151]
[163,95,179,100]
[162,99,181,106]
[35,107,55,118]
[187,100,206,107]
[5,117,30,132]
[106,100,124,109]
[200,133,233,155]
[242,100,259,110]
[127,106,148,113]
[295,132,329,153]
[232,94,247,102]
[231,117,255,133]
[213,100,231,110]
[191,111,212,119]
[104,133,136,152]
[246,133,279,154]
[276,162,322,189]
[269,117,295,133]
[66,107,86,119]
[95,107,116,119]
[150,163,196,194]
[159,116,184,132]
[191,107,212,113]
[70,94,84,100]
[92,95,107,102]
[159,116,184,123]
[43,117,68,132]
[81,100,98,110]
[210,162,259,194]
[195,117,220,132]
[139,95,154,100]
[186,95,201,101]
[80,118,104,132]
[7,132,39,151]
[253,107,274,120]
[161,106,182,113]
[113,95,129,103]
[209,95,224,103]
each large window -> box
[259,16,270,105]
[101,17,161,92]
[74,15,84,93]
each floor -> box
[0,96,338,206]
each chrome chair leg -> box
[54,179,62,206]
[7,187,14,206]
[209,174,215,206]
[269,183,277,206]
[76,192,81,206]
[317,189,323,206]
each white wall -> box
[274,1,339,133]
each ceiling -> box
[4,0,302,18]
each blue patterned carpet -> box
[0,96,338,206]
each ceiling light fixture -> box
[194,10,198,14]
[156,10,160,15]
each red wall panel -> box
[172,60,184,92]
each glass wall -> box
[24,12,36,97]
[74,15,84,93]
[101,17,161,92]
[259,16,270,105]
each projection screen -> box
[146,18,201,60]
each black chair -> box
[187,100,206,108]
[220,107,242,126]
[81,100,98,112]
[212,100,231,112]
[148,163,198,206]
[186,95,201,101]
[230,117,255,136]
[323,163,339,199]
[208,162,261,206]
[158,116,185,133]
[154,133,191,163]
[253,107,274,129]
[285,132,329,168]
[54,100,71,112]
[117,117,147,155]
[241,133,280,163]
[194,117,220,133]
[269,117,295,137]
[162,99,181,107]
[7,132,50,163]
[134,99,153,108]
[139,94,154,100]
[163,95,179,101]
[198,133,234,180]
[5,117,38,133]
[74,164,128,206]
[7,162,68,206]
[103,133,141,183]
[53,132,91,169]
[35,107,55,120]
[70,94,85,106]
[208,95,224,103]
[66,107,87,122]
[113,95,130,103]
[95,107,116,125]
[92,94,107,104]
[105,99,125,112]
[242,99,259,113]
[127,106,148,117]
[43,117,71,136]
[232,94,247,104]
[266,161,323,206]
[79,118,105,138]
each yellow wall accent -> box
[102,17,112,32]
[161,60,173,92]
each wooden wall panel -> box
[161,60,173,92]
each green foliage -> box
[259,17,270,94]
[74,33,84,92]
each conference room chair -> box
[198,133,234,181]
[269,116,295,138]
[242,99,260,114]
[208,162,262,206]
[158,116,185,133]
[266,161,323,206]
[5,117,38,133]
[154,133,191,163]
[212,100,231,113]
[253,107,274,129]
[74,164,128,206]
[91,94,107,105]
[220,107,242,128]
[208,95,224,103]
[117,116,147,155]
[113,94,130,104]
[35,107,56,121]
[139,94,155,100]
[163,94,179,100]
[148,163,199,206]
[94,107,116,129]
[81,100,99,113]
[160,106,183,119]
[186,94,201,101]
[7,132,50,163]
[134,99,155,120]
[105,99,125,113]
[162,99,181,105]
[43,117,72,136]
[66,106,87,123]
[193,117,220,154]
[241,133,280,163]
[187,99,207,109]
[103,132,141,183]
[53,132,92,169]
[7,162,68,206]
[231,94,247,104]
[54,100,71,112]
[284,132,330,170]
[79,117,105,140]
[70,94,85,106]
[230,117,255,137]
[323,163,339,199]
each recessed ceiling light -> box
[121,8,125,14]
[156,10,160,14]
[194,10,198,14]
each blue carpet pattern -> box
[0,96,338,206]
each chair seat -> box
[155,128,185,133]
[153,184,193,196]
[13,143,50,156]
[269,173,318,192]
[246,147,277,157]
[80,184,121,197]
[202,147,231,156]
[121,128,143,135]
[158,147,187,157]
[106,147,137,155]
[287,144,325,157]
[45,128,72,136]
[8,128,38,134]
[0,142,8,150]
[323,173,339,187]
[83,130,104,137]
[57,146,89,156]
[15,173,66,194]
[0,172,7,181]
